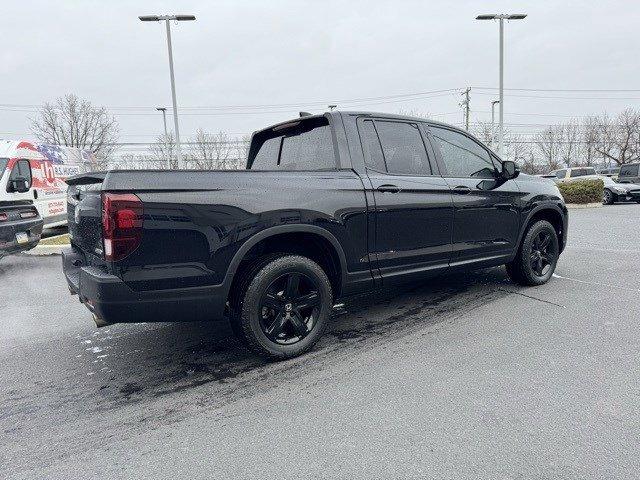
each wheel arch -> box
[519,203,567,254]
[222,225,348,302]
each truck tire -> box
[505,220,559,286]
[230,254,333,360]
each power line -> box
[0,88,462,112]
[474,92,640,100]
[473,87,640,92]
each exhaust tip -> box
[93,314,112,328]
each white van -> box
[0,141,95,227]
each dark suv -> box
[63,111,569,359]
[617,163,640,184]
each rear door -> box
[427,125,521,267]
[358,117,453,284]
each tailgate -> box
[66,174,105,259]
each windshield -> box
[0,158,8,176]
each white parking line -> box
[566,246,640,254]
[552,273,640,293]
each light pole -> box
[139,14,196,169]
[476,13,526,156]
[491,100,500,125]
[156,107,170,169]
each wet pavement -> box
[1,204,639,479]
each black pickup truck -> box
[63,111,568,359]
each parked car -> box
[601,176,640,204]
[0,199,43,259]
[0,142,94,228]
[548,166,597,183]
[62,111,568,360]
[598,166,620,178]
[617,162,640,184]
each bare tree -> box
[559,121,580,167]
[534,126,564,171]
[148,133,177,169]
[235,134,251,169]
[30,94,119,162]
[593,108,640,165]
[474,121,499,151]
[474,121,525,160]
[187,129,233,169]
[519,149,546,175]
[580,116,600,166]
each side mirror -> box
[9,177,30,193]
[501,160,520,180]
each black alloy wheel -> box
[603,189,614,205]
[259,272,321,345]
[529,230,556,278]
[505,220,559,286]
[231,254,333,360]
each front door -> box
[358,118,454,284]
[427,125,521,267]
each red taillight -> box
[0,213,7,222]
[101,193,143,262]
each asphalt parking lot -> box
[1,204,639,479]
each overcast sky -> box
[2,0,639,152]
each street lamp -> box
[156,107,170,169]
[139,14,196,169]
[476,13,526,156]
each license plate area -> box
[15,232,29,244]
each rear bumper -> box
[0,218,43,256]
[62,246,228,325]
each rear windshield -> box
[569,167,596,178]
[248,117,336,171]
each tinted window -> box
[431,127,495,178]
[359,120,386,171]
[555,169,566,179]
[0,158,8,176]
[8,159,32,186]
[251,136,281,170]
[279,124,334,170]
[374,121,431,175]
[619,164,639,176]
[250,119,336,171]
[570,168,595,178]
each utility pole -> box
[460,88,471,131]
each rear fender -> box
[221,224,348,298]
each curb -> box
[566,202,602,209]
[24,244,68,256]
